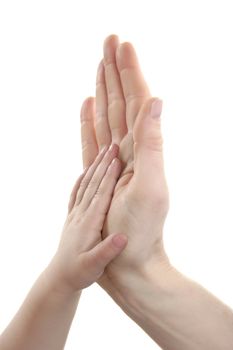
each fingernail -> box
[150,98,163,119]
[112,234,127,248]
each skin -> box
[1,34,232,350]
[0,145,128,350]
[81,35,169,286]
[80,35,233,349]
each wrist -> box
[43,258,82,299]
[121,259,180,318]
[103,254,188,348]
[104,250,178,315]
[109,254,233,350]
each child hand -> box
[48,144,128,294]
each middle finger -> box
[103,35,127,145]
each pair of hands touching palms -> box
[0,34,170,350]
[51,34,168,296]
[1,35,232,350]
[80,35,170,294]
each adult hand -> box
[79,36,233,350]
[80,35,170,291]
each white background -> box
[0,1,233,349]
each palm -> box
[102,113,168,273]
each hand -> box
[78,36,233,350]
[47,144,128,294]
[80,35,170,291]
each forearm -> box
[0,264,80,350]
[110,258,233,350]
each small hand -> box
[48,144,128,293]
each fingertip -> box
[116,42,138,68]
[104,35,119,63]
[104,34,119,47]
[118,41,134,52]
[83,96,95,107]
[112,233,128,249]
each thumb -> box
[83,234,128,282]
[133,97,165,185]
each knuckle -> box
[96,80,105,89]
[108,97,125,110]
[95,111,108,121]
[69,205,81,221]
[81,138,96,148]
[81,251,103,276]
[93,186,105,199]
[136,119,164,151]
[95,250,109,268]
[126,92,148,104]
[88,178,99,190]
[145,135,164,152]
[77,180,89,196]
[80,178,90,189]
[104,60,115,69]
